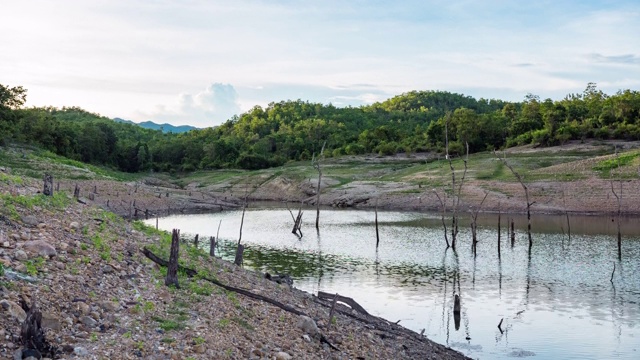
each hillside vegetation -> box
[1,83,639,174]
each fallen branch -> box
[318,291,370,316]
[141,247,338,350]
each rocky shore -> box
[0,175,469,359]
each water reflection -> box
[148,208,640,360]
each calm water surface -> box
[146,207,639,360]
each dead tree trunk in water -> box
[610,150,623,260]
[510,218,515,247]
[312,141,326,230]
[286,201,304,237]
[433,190,450,248]
[497,203,502,259]
[375,198,381,249]
[495,150,533,249]
[209,236,216,257]
[43,173,53,196]
[470,192,489,257]
[165,229,180,288]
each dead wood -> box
[20,299,58,359]
[318,291,370,316]
[140,247,339,351]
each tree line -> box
[1,82,639,173]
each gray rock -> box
[14,250,27,261]
[302,334,311,342]
[42,312,62,331]
[69,222,80,230]
[23,240,57,258]
[80,315,98,328]
[297,315,319,338]
[275,351,292,360]
[101,265,114,274]
[99,301,119,312]
[1,299,27,323]
[73,346,89,356]
[21,215,39,227]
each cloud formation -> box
[139,83,241,127]
[587,53,640,65]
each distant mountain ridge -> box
[113,118,198,133]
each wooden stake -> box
[209,236,216,257]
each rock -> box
[42,312,62,331]
[99,301,119,312]
[193,344,205,354]
[21,215,39,227]
[20,232,31,241]
[80,315,98,328]
[1,299,27,322]
[275,351,292,360]
[302,334,311,342]
[14,250,28,261]
[2,241,10,248]
[297,315,319,338]
[73,346,89,356]
[23,240,57,258]
[76,302,90,315]
[101,265,114,274]
[69,221,80,230]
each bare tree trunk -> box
[470,192,488,257]
[209,236,216,257]
[610,160,623,260]
[165,229,180,288]
[497,206,501,259]
[43,173,53,196]
[194,234,199,248]
[433,190,450,248]
[375,198,380,249]
[510,218,515,247]
[495,150,533,248]
[313,141,326,230]
[234,244,244,266]
[73,184,80,199]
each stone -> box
[193,344,205,354]
[302,334,311,342]
[80,315,98,328]
[275,351,292,360]
[297,315,319,338]
[76,302,90,315]
[42,312,62,331]
[73,346,89,356]
[99,301,119,312]
[20,232,31,241]
[21,215,39,227]
[14,250,28,261]
[1,299,27,323]
[69,222,80,230]
[23,240,57,258]
[101,265,114,274]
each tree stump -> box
[43,173,53,196]
[165,229,180,288]
[234,244,244,266]
[73,184,80,199]
[194,234,199,248]
[209,236,216,257]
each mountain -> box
[113,118,198,133]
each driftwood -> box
[264,272,293,287]
[140,247,339,350]
[318,291,370,316]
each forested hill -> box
[113,118,198,133]
[1,82,639,173]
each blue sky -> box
[1,0,639,127]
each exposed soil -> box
[1,172,469,359]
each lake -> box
[145,206,639,360]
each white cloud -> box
[135,83,241,128]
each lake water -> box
[145,207,640,360]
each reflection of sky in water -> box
[147,208,640,360]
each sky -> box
[1,0,639,128]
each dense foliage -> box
[1,83,639,172]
